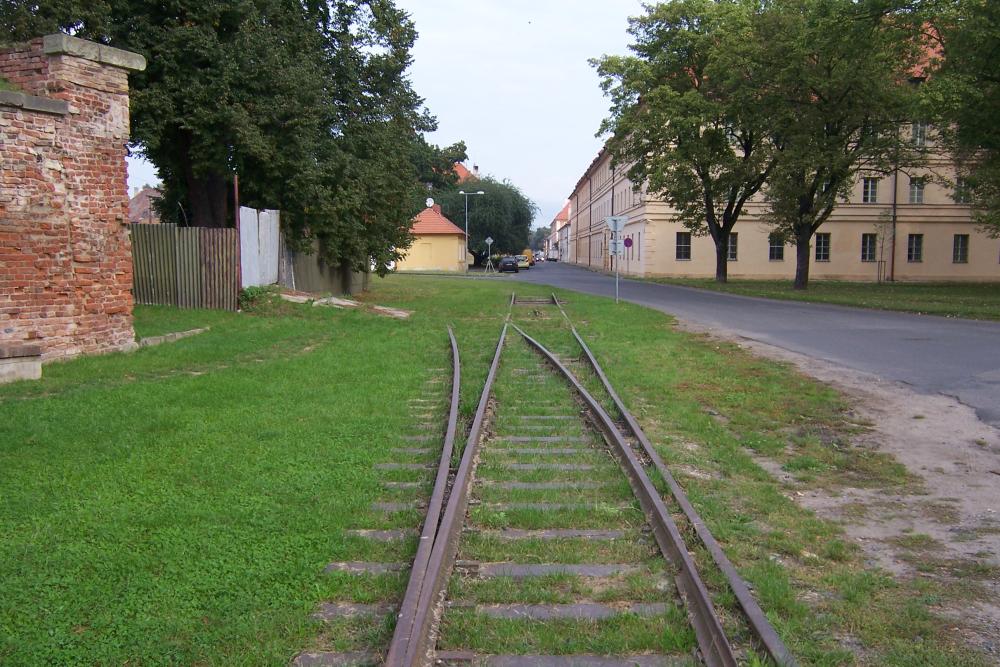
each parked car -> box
[516,255,530,269]
[499,256,519,273]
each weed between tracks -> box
[0,275,987,665]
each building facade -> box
[564,138,1000,282]
[396,204,468,273]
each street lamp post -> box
[459,190,485,272]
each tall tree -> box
[593,0,778,283]
[433,177,536,259]
[926,0,1000,235]
[2,0,441,274]
[530,226,549,252]
[757,0,922,289]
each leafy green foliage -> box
[756,0,922,288]
[594,0,779,282]
[0,0,453,274]
[530,226,549,251]
[432,177,537,258]
[925,0,1000,236]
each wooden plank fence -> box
[131,224,239,310]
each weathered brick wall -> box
[0,35,145,359]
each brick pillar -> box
[0,35,146,359]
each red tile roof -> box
[454,162,474,182]
[553,201,570,223]
[412,205,466,236]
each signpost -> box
[606,216,627,303]
[484,237,495,273]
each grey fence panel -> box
[131,223,177,306]
[130,223,238,310]
[200,228,238,311]
[258,209,280,286]
[176,227,202,309]
[239,207,260,288]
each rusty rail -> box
[552,295,799,667]
[393,323,509,667]
[384,327,462,664]
[512,323,738,667]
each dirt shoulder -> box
[676,319,1000,663]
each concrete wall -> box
[395,234,467,273]
[0,35,145,359]
[566,146,1000,282]
[278,236,369,295]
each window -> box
[816,234,830,262]
[907,234,923,262]
[676,232,691,261]
[909,177,925,204]
[727,233,738,261]
[768,233,784,261]
[953,234,969,263]
[912,121,928,147]
[862,178,879,204]
[815,233,831,262]
[861,233,877,262]
[955,178,973,204]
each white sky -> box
[126,0,644,230]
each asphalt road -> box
[512,262,1000,428]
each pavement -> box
[511,262,1000,429]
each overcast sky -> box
[126,0,645,230]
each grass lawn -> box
[0,277,989,665]
[643,277,1000,320]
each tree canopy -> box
[1,0,458,274]
[594,0,779,282]
[431,177,536,258]
[530,227,549,252]
[757,0,922,289]
[926,0,1000,235]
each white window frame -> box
[862,177,878,204]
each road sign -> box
[606,216,627,233]
[608,240,624,257]
[624,237,633,248]
[484,237,495,273]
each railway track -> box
[294,294,796,667]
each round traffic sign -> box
[623,237,633,248]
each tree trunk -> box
[794,230,811,290]
[714,230,729,283]
[185,169,230,228]
[179,131,230,228]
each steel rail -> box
[512,324,738,667]
[396,323,509,667]
[384,327,463,664]
[552,295,798,667]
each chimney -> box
[473,165,480,178]
[432,203,442,214]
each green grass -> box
[643,277,1000,320]
[0,275,990,665]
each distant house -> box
[454,162,480,183]
[128,185,161,224]
[396,203,468,273]
[546,201,571,261]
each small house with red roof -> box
[396,203,469,273]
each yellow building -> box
[565,139,1000,282]
[396,204,468,273]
